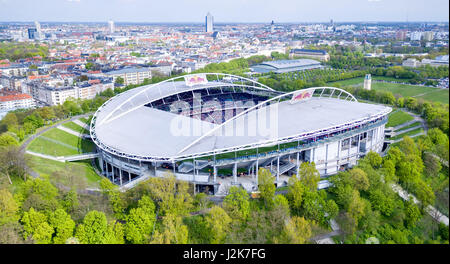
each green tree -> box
[20,177,59,212]
[99,178,126,219]
[369,188,395,216]
[287,174,305,212]
[48,209,75,244]
[258,168,275,207]
[324,199,339,221]
[151,214,188,244]
[414,180,435,208]
[364,151,382,168]
[273,194,290,215]
[0,146,29,183]
[0,189,19,225]
[204,206,232,244]
[348,168,370,191]
[298,162,320,191]
[61,189,79,213]
[124,196,156,244]
[144,173,192,216]
[423,152,442,177]
[404,198,421,228]
[85,62,94,70]
[0,133,18,147]
[276,216,312,244]
[223,186,250,221]
[347,191,367,224]
[1,113,18,131]
[75,210,110,244]
[21,208,53,244]
[115,76,125,85]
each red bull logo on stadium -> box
[184,74,208,86]
[290,89,314,104]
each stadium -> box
[90,73,391,194]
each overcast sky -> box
[0,0,448,23]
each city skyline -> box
[0,0,448,23]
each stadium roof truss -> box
[90,73,390,163]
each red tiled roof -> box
[28,75,50,80]
[0,93,32,102]
[88,79,101,85]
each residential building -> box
[0,93,35,111]
[105,67,152,85]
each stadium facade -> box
[90,73,391,194]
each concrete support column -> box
[99,155,104,174]
[313,148,316,163]
[276,156,280,182]
[347,138,351,161]
[337,140,341,172]
[192,159,195,182]
[119,169,123,186]
[233,162,237,184]
[213,165,217,183]
[255,159,259,185]
[128,170,131,183]
[357,133,361,157]
[370,129,374,151]
[111,165,115,184]
[325,144,328,175]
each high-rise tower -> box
[34,21,42,39]
[108,20,115,34]
[205,12,214,33]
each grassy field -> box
[328,76,408,86]
[415,89,449,104]
[386,110,414,127]
[395,121,422,132]
[328,77,449,104]
[62,121,90,134]
[27,128,95,156]
[391,127,424,141]
[78,116,92,125]
[26,154,102,188]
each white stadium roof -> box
[91,73,392,162]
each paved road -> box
[391,183,448,226]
